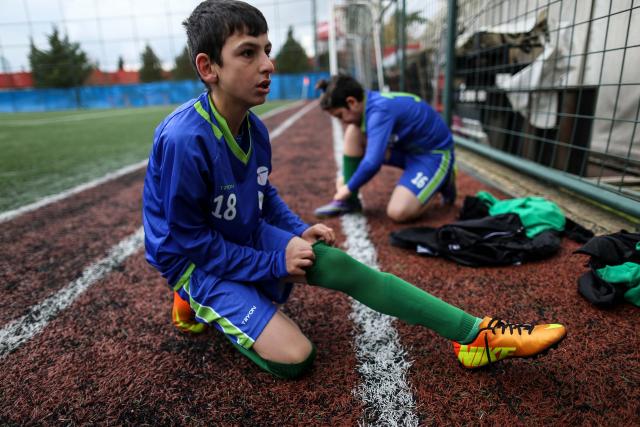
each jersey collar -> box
[208,94,252,165]
[192,93,252,166]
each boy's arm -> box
[161,135,289,283]
[346,110,393,192]
[261,181,309,236]
[171,221,289,282]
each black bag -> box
[390,213,561,267]
[577,269,626,308]
[460,195,594,243]
[574,231,640,307]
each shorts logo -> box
[258,191,264,210]
[241,305,257,325]
[257,166,269,186]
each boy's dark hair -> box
[183,0,268,82]
[316,75,364,110]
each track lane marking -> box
[0,160,149,224]
[0,228,144,358]
[1,107,171,126]
[2,101,301,127]
[331,117,418,426]
[268,100,317,139]
[0,101,315,358]
[258,100,305,120]
[0,101,306,224]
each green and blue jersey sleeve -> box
[346,91,453,192]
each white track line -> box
[0,228,145,358]
[0,101,307,224]
[258,100,305,120]
[0,101,316,359]
[2,107,170,126]
[331,118,418,426]
[2,100,300,127]
[269,100,317,139]
[0,160,149,224]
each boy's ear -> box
[346,96,359,110]
[195,53,218,85]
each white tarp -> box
[454,0,639,159]
[495,19,573,129]
[583,2,640,158]
[457,10,575,129]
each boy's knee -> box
[343,124,366,155]
[254,334,313,364]
[344,123,361,139]
[286,337,314,364]
[235,339,316,380]
[387,204,416,223]
[265,342,316,380]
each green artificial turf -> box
[0,100,293,212]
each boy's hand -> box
[301,224,336,245]
[285,237,315,276]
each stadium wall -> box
[0,72,329,112]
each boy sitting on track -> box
[142,0,566,379]
[314,75,456,222]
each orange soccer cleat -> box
[172,291,207,334]
[453,317,566,369]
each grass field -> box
[0,100,293,212]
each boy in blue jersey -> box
[143,0,566,379]
[314,75,456,222]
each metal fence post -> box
[443,0,457,126]
[399,0,406,91]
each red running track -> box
[0,102,638,425]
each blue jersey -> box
[347,90,453,192]
[143,92,308,288]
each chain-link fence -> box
[333,0,639,217]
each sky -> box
[0,0,330,73]
[0,0,433,73]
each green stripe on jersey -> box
[193,101,223,139]
[173,263,196,291]
[208,94,252,165]
[380,92,421,102]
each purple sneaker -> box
[314,199,362,218]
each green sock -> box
[307,242,481,342]
[459,317,482,344]
[231,342,316,379]
[343,155,362,203]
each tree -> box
[274,27,310,73]
[117,56,125,71]
[317,51,330,72]
[172,46,195,80]
[383,11,427,47]
[139,44,164,82]
[29,27,92,88]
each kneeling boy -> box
[143,0,566,379]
